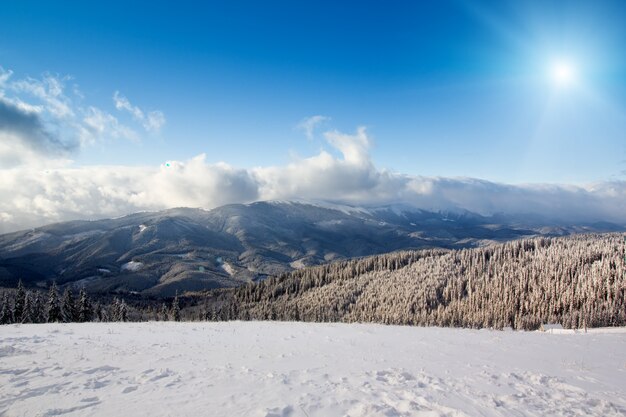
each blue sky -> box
[1,0,625,230]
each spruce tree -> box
[111,298,120,321]
[111,298,128,322]
[170,293,181,322]
[94,302,107,322]
[118,299,128,322]
[13,280,25,323]
[31,292,44,323]
[47,282,61,323]
[21,292,32,323]
[160,303,169,321]
[0,293,11,324]
[61,288,77,323]
[77,288,93,323]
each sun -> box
[549,60,577,87]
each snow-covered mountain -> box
[0,201,622,296]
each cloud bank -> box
[1,122,625,233]
[0,67,624,233]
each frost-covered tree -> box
[170,293,181,322]
[77,288,93,323]
[31,292,44,324]
[47,282,61,323]
[61,288,77,323]
[13,280,25,322]
[21,292,33,323]
[112,298,128,322]
[0,292,12,324]
[160,303,169,321]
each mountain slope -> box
[0,201,622,296]
[220,233,626,330]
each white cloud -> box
[113,91,165,132]
[0,97,77,164]
[297,115,330,140]
[113,91,143,120]
[0,67,162,167]
[0,67,12,88]
[12,74,74,118]
[0,123,625,234]
[145,110,166,132]
[82,106,139,144]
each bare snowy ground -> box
[1,322,625,417]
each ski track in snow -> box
[0,322,625,417]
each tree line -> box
[0,281,183,324]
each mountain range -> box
[0,200,622,297]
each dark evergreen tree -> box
[61,288,77,323]
[31,292,44,323]
[21,292,32,323]
[47,282,61,323]
[13,280,25,323]
[77,288,93,323]
[0,292,12,324]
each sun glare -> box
[549,60,577,87]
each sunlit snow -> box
[1,322,625,416]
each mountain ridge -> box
[0,200,623,297]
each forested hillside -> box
[220,233,626,329]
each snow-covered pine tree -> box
[77,288,93,323]
[111,298,128,322]
[47,282,61,323]
[118,299,128,322]
[170,293,181,322]
[21,292,32,323]
[31,291,44,323]
[160,303,169,321]
[94,302,108,322]
[111,298,119,321]
[13,280,25,322]
[61,288,77,323]
[0,292,12,324]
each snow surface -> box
[1,322,625,417]
[221,262,235,276]
[120,261,143,272]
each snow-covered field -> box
[1,322,625,417]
